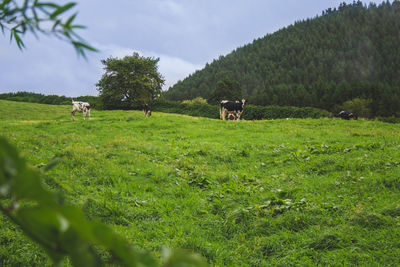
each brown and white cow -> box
[71,100,91,121]
[220,99,246,121]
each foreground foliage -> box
[0,0,96,57]
[0,138,158,266]
[0,100,400,266]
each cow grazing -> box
[220,99,246,121]
[338,110,356,120]
[71,100,91,121]
[144,104,152,117]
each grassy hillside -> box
[1,100,400,266]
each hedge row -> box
[152,100,332,120]
[152,100,219,118]
[0,93,332,120]
[0,92,102,109]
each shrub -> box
[152,99,219,119]
[182,97,208,105]
[243,105,332,120]
[338,98,372,118]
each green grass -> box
[1,99,400,266]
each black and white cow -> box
[338,110,356,120]
[71,100,91,121]
[144,104,152,117]
[220,99,246,121]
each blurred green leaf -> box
[65,12,77,27]
[72,41,98,52]
[6,15,16,23]
[162,248,208,267]
[49,2,76,19]
[35,2,59,9]
[0,138,55,203]
[11,29,25,49]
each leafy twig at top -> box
[0,0,97,58]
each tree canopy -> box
[97,53,165,110]
[208,78,241,104]
[164,1,400,117]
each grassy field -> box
[1,99,400,266]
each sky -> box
[0,0,382,97]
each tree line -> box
[0,92,101,109]
[164,1,400,117]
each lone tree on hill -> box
[96,53,165,109]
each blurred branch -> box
[0,0,97,57]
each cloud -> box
[0,35,100,96]
[0,38,202,96]
[94,43,203,90]
[157,54,203,90]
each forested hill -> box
[164,1,400,117]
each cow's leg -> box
[236,111,243,121]
[87,109,91,120]
[71,110,75,121]
[83,110,87,120]
[224,109,228,120]
[221,108,226,120]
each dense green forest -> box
[165,1,400,117]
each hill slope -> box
[1,100,400,265]
[165,1,400,117]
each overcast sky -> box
[0,0,382,97]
